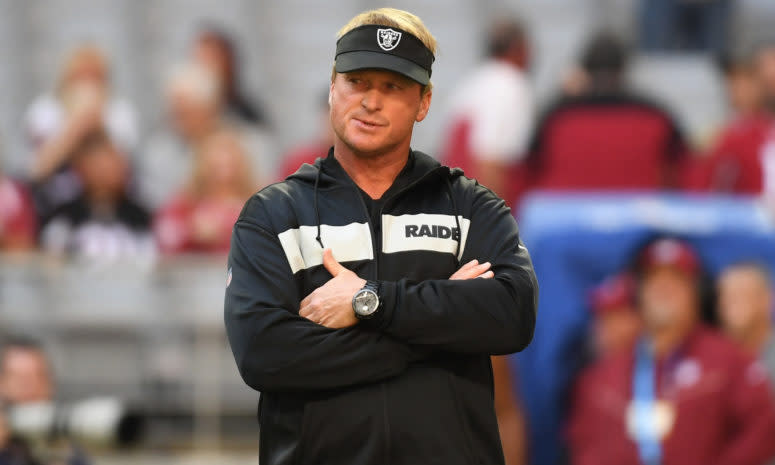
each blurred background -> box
[3,0,775,464]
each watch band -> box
[364,280,380,295]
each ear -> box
[328,81,335,107]
[416,89,432,122]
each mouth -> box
[352,117,386,130]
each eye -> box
[386,82,402,90]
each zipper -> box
[345,163,447,465]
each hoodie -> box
[224,149,538,465]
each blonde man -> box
[225,8,538,465]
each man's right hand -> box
[450,259,493,280]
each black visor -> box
[335,25,435,85]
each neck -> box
[649,320,694,358]
[333,139,411,199]
[744,322,772,353]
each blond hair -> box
[333,8,437,94]
[187,129,257,200]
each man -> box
[0,337,90,465]
[701,41,775,194]
[527,33,688,194]
[717,262,775,387]
[224,8,538,465]
[440,17,532,206]
[568,238,775,465]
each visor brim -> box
[335,51,430,85]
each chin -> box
[343,136,389,157]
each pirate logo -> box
[377,28,402,51]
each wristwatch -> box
[352,280,381,320]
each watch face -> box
[354,289,379,316]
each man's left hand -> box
[299,249,366,329]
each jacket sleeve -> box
[713,356,775,465]
[224,215,417,393]
[361,183,538,355]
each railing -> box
[0,254,257,448]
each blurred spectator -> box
[0,337,90,465]
[24,44,138,220]
[718,262,775,386]
[440,17,532,204]
[639,0,732,53]
[192,25,270,127]
[717,50,764,119]
[589,273,641,358]
[40,131,154,265]
[701,41,775,194]
[139,62,273,209]
[525,33,688,198]
[0,169,36,252]
[278,89,334,180]
[155,129,257,255]
[568,238,775,465]
[0,406,41,465]
[492,356,528,465]
[0,337,52,405]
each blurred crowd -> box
[2,3,775,465]
[2,13,775,264]
[1,27,277,264]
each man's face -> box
[329,69,431,157]
[0,348,53,405]
[718,267,772,340]
[639,266,697,331]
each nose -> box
[361,88,383,112]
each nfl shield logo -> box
[377,28,402,51]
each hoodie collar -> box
[287,146,450,189]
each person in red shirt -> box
[526,33,688,197]
[568,238,775,465]
[700,42,775,194]
[155,129,258,255]
[589,273,641,358]
[0,172,36,251]
[440,18,533,206]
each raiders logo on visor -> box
[334,24,435,85]
[377,28,402,51]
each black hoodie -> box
[224,149,538,465]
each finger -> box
[470,261,491,274]
[299,303,312,318]
[300,293,312,311]
[477,270,494,279]
[450,259,479,279]
[456,262,492,280]
[322,248,346,277]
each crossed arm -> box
[298,248,494,329]
[224,190,537,393]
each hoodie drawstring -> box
[314,166,324,248]
[445,175,462,265]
